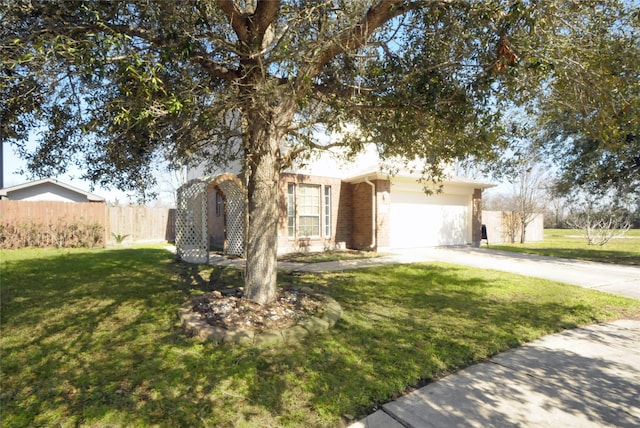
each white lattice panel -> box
[218,180,244,257]
[176,180,208,263]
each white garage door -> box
[390,190,470,248]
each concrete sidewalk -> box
[352,319,640,428]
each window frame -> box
[297,184,321,238]
[287,183,296,238]
[287,182,332,240]
[324,186,331,237]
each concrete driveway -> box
[385,247,640,300]
[287,246,640,299]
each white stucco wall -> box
[482,211,544,244]
[285,144,381,178]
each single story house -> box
[0,178,105,203]
[177,144,494,262]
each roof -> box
[0,178,105,202]
[343,168,496,189]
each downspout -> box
[363,177,376,250]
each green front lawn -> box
[487,229,640,266]
[2,246,639,427]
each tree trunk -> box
[244,130,281,305]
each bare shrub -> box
[0,218,104,249]
[566,206,630,246]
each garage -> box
[389,182,472,248]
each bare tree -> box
[512,162,548,243]
[543,186,568,228]
[567,199,631,246]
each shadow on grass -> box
[266,263,637,422]
[1,248,250,426]
[1,250,637,426]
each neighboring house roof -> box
[0,178,105,202]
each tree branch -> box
[280,133,347,168]
[253,0,281,38]
[191,55,240,81]
[302,0,416,79]
[217,0,250,44]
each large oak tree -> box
[2,0,635,304]
[533,1,640,199]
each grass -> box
[2,246,639,427]
[486,229,640,266]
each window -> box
[287,183,332,239]
[215,192,223,216]
[287,183,295,238]
[298,184,320,237]
[324,186,331,237]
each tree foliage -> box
[531,1,640,199]
[1,0,568,188]
[2,0,636,303]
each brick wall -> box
[349,179,392,250]
[351,181,373,249]
[336,182,353,248]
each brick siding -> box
[351,181,373,249]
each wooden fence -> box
[0,200,175,248]
[106,205,175,244]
